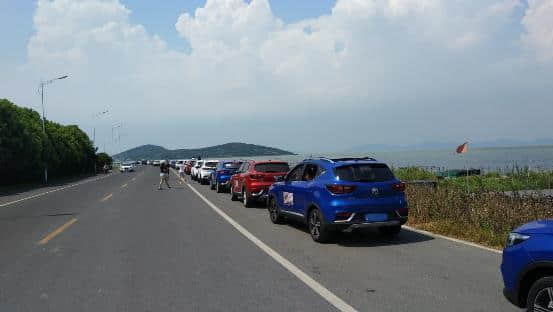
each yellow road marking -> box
[121,183,128,188]
[37,218,78,245]
[101,193,113,202]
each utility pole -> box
[38,75,69,184]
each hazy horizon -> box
[116,139,553,156]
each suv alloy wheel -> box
[268,198,284,224]
[242,188,252,208]
[308,208,332,243]
[230,185,238,201]
[528,277,553,312]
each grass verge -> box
[406,185,553,250]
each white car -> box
[120,162,134,172]
[176,159,187,171]
[191,160,204,181]
[198,160,219,184]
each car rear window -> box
[205,162,218,167]
[334,164,395,182]
[255,163,290,173]
[224,162,241,169]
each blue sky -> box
[1,0,552,154]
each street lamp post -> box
[92,109,109,174]
[112,123,122,160]
[92,109,109,148]
[39,75,68,184]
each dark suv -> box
[267,157,408,243]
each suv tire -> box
[308,208,333,243]
[268,197,284,224]
[242,188,252,208]
[378,225,401,237]
[527,276,553,312]
[230,186,238,201]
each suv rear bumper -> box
[328,215,408,232]
[250,189,268,200]
[344,220,402,231]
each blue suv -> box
[267,157,408,243]
[210,160,242,193]
[501,220,553,311]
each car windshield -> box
[255,163,289,173]
[334,163,395,182]
[204,162,218,168]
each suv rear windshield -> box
[224,162,241,169]
[334,164,395,182]
[255,163,290,173]
[204,162,218,168]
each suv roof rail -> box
[303,156,377,163]
[303,157,332,162]
[330,157,377,162]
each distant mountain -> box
[347,138,553,153]
[114,143,295,160]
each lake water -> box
[240,145,553,172]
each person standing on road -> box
[159,160,171,190]
[178,162,187,182]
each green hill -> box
[114,143,295,160]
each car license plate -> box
[364,213,388,222]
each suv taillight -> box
[250,174,264,180]
[326,184,356,194]
[392,182,406,192]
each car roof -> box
[302,157,386,168]
[247,160,288,164]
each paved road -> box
[0,166,519,312]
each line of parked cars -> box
[161,156,553,311]
[182,157,408,243]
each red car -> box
[230,160,290,207]
[184,160,196,175]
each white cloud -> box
[522,0,553,61]
[12,0,553,152]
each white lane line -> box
[403,226,502,254]
[172,170,358,312]
[0,174,113,208]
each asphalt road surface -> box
[0,166,520,312]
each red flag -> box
[456,142,469,154]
